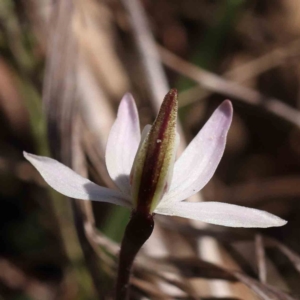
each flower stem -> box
[115,210,154,300]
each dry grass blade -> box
[165,257,236,282]
[232,271,296,300]
[179,39,300,109]
[214,176,300,211]
[41,0,104,297]
[150,256,296,300]
[135,258,200,299]
[159,46,300,129]
[42,1,77,162]
[255,235,267,283]
[131,277,173,300]
[121,0,169,110]
[157,215,253,243]
[265,237,300,275]
[225,39,300,84]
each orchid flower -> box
[24,89,286,228]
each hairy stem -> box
[115,210,154,300]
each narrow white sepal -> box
[155,201,287,228]
[24,152,131,207]
[105,93,140,196]
[164,100,233,204]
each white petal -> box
[24,152,131,207]
[105,94,140,195]
[164,100,233,203]
[155,201,287,228]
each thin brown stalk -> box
[255,234,267,284]
[159,46,300,129]
[121,0,169,111]
[179,39,300,108]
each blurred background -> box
[0,0,299,299]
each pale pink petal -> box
[163,100,233,204]
[105,94,140,195]
[155,201,287,228]
[24,152,130,207]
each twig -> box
[179,39,300,108]
[255,234,267,283]
[159,45,300,129]
[232,271,296,300]
[217,176,300,208]
[225,39,300,84]
[264,237,300,275]
[121,0,169,111]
